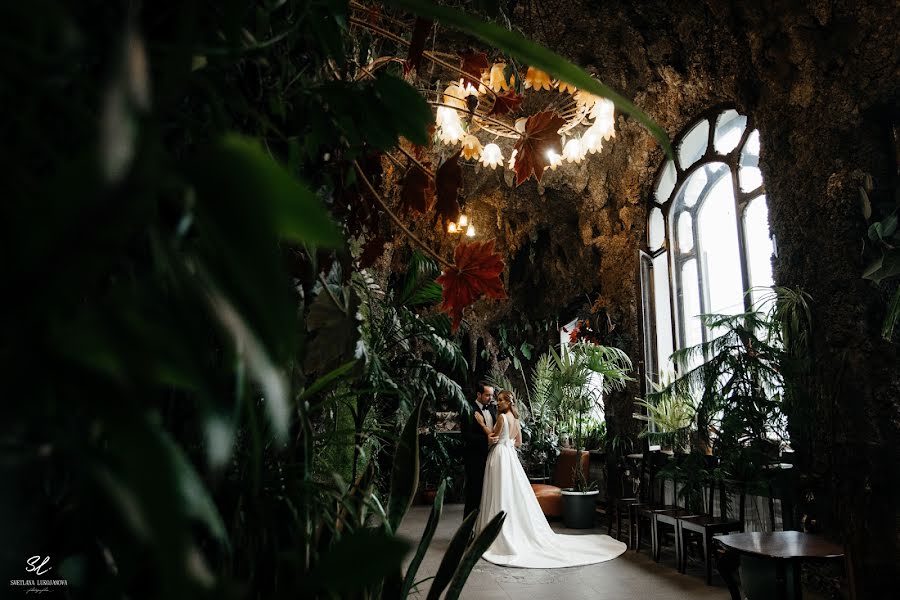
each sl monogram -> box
[26,555,52,576]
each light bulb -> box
[448,222,457,233]
[545,149,562,170]
[582,124,603,154]
[466,225,475,237]
[458,214,468,227]
[481,143,503,169]
[563,138,584,163]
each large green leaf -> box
[401,480,446,598]
[425,510,479,600]
[444,511,507,600]
[211,135,343,246]
[304,529,411,595]
[882,286,900,341]
[304,284,360,373]
[385,0,673,158]
[868,211,898,242]
[300,359,359,406]
[863,249,900,284]
[94,412,231,597]
[374,74,433,146]
[387,398,424,532]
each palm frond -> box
[399,250,441,306]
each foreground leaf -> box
[882,286,900,340]
[401,481,446,597]
[444,511,506,600]
[426,510,479,600]
[513,111,565,185]
[436,240,507,330]
[863,249,900,284]
[213,135,343,247]
[387,398,425,532]
[304,529,410,595]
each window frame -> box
[640,107,769,382]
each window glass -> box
[677,211,694,253]
[714,109,747,154]
[680,258,702,349]
[744,195,775,307]
[655,160,677,204]
[697,174,744,317]
[648,207,665,250]
[652,252,674,376]
[680,165,708,208]
[740,130,762,192]
[678,119,710,168]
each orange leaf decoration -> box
[512,111,565,186]
[458,50,489,88]
[436,240,507,331]
[487,89,524,116]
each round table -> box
[714,531,844,600]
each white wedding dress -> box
[475,413,627,568]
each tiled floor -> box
[397,504,729,599]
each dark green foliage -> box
[401,481,445,598]
[1,0,661,597]
[443,511,507,600]
[643,289,813,488]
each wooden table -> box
[715,531,844,600]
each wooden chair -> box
[676,477,745,585]
[610,450,648,548]
[634,451,686,555]
[651,454,705,565]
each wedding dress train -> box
[475,413,627,568]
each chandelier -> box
[348,2,620,239]
[433,62,616,186]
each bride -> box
[473,390,627,568]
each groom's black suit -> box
[462,399,497,519]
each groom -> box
[462,382,498,519]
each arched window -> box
[641,109,775,381]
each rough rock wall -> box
[726,1,900,595]
[386,2,899,593]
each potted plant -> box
[633,373,698,454]
[551,343,633,528]
[652,308,790,487]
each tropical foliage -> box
[637,287,812,485]
[2,0,666,597]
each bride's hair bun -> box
[498,390,519,418]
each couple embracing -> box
[462,383,626,568]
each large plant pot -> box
[560,489,599,529]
